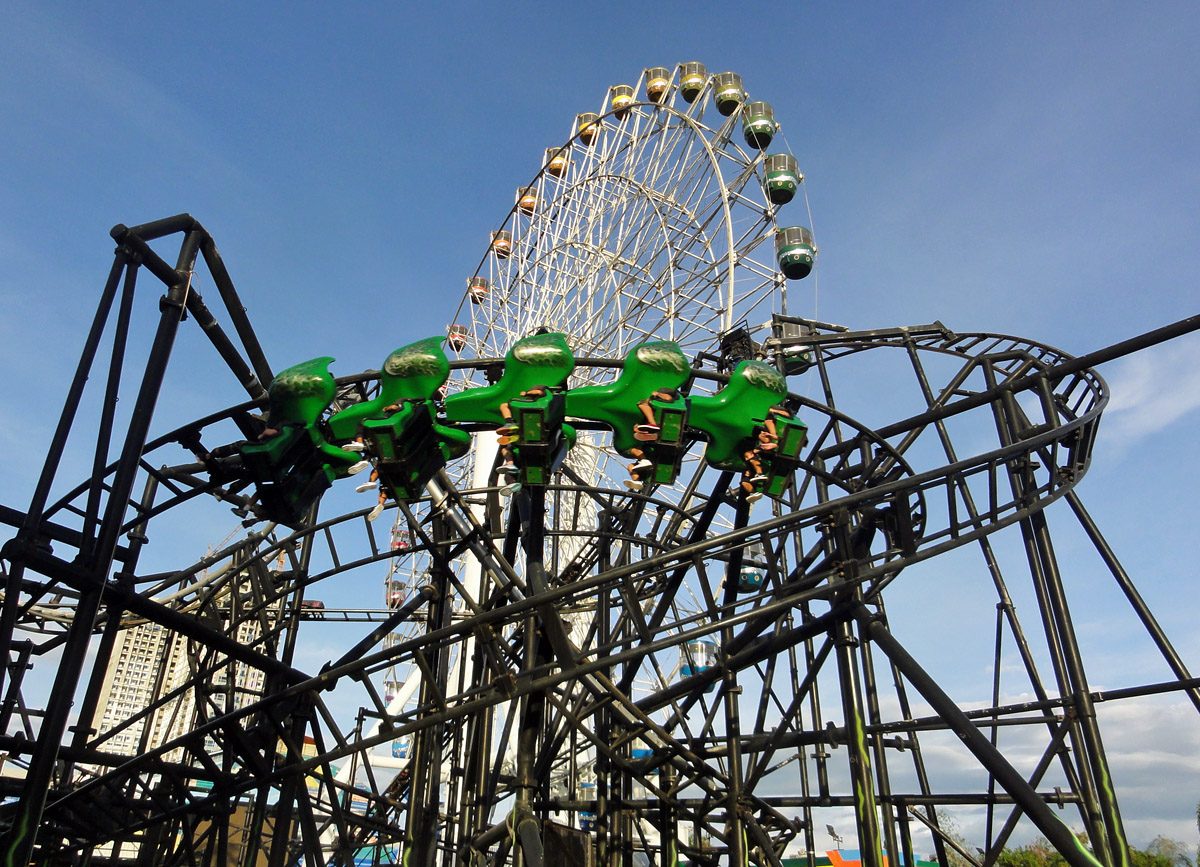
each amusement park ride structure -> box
[0,63,1197,867]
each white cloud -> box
[1101,332,1200,447]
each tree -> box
[920,821,1192,867]
[989,834,1190,867]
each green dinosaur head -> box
[737,360,787,397]
[267,357,337,426]
[634,341,689,375]
[382,336,450,401]
[511,332,573,368]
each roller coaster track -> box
[0,214,1195,867]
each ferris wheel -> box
[0,62,1196,867]
[446,62,811,363]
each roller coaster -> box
[0,63,1197,867]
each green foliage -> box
[1128,848,1173,867]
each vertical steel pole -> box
[405,514,452,867]
[858,626,901,867]
[78,261,140,560]
[1015,510,1107,853]
[69,473,158,770]
[513,487,550,867]
[1028,512,1129,867]
[200,236,274,389]
[721,505,749,867]
[833,611,882,867]
[266,715,307,867]
[0,584,103,866]
[826,510,881,867]
[659,765,678,867]
[596,510,613,867]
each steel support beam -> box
[853,605,1103,867]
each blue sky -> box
[2,0,1199,853]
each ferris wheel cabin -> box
[764,153,803,205]
[645,67,671,102]
[609,84,635,120]
[490,229,513,259]
[544,146,569,177]
[681,639,719,692]
[776,225,817,280]
[574,112,601,146]
[446,324,470,351]
[467,276,489,304]
[517,186,538,215]
[679,61,707,103]
[742,101,777,150]
[738,542,768,592]
[714,71,746,116]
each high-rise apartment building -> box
[89,621,170,756]
[88,577,277,761]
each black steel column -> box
[267,709,310,867]
[200,235,274,390]
[79,257,140,561]
[721,506,749,867]
[826,510,881,867]
[833,609,882,867]
[1014,508,1107,856]
[240,783,272,867]
[1027,512,1129,867]
[659,765,678,867]
[67,473,158,776]
[514,487,550,867]
[596,509,613,867]
[404,515,453,867]
[857,620,901,867]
